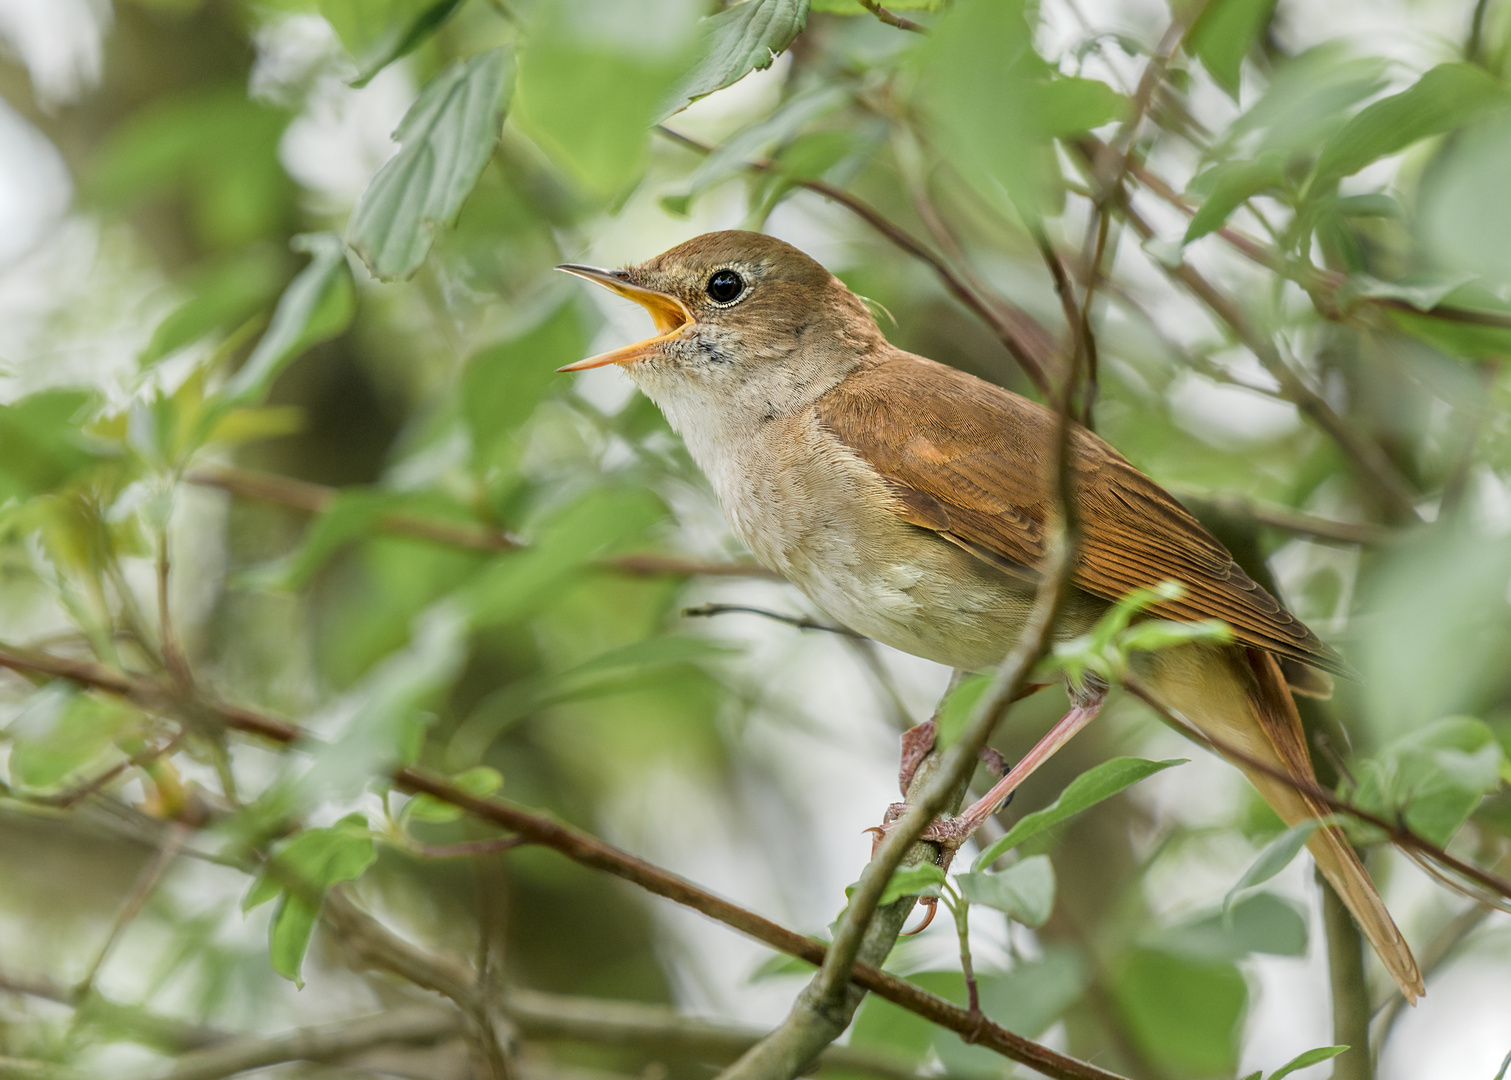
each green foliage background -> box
[0,0,1509,1078]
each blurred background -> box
[0,0,1509,1078]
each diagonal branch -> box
[0,642,1126,1080]
[188,463,778,579]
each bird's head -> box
[557,231,884,415]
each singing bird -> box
[557,230,1423,1002]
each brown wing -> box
[818,352,1353,680]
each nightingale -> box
[557,230,1423,1002]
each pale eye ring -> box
[706,269,745,304]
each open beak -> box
[555,264,694,371]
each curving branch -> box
[0,642,1126,1080]
[187,463,778,579]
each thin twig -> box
[1108,193,1420,522]
[0,641,1128,1080]
[1121,674,1511,903]
[682,603,862,637]
[74,823,188,1000]
[857,0,926,33]
[655,125,1060,398]
[188,463,778,579]
[1167,487,1392,546]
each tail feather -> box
[1138,644,1424,1003]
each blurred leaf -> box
[1343,272,1479,312]
[350,0,469,87]
[901,949,1086,1074]
[219,234,354,408]
[1311,63,1509,189]
[1223,818,1332,914]
[1269,1046,1349,1079]
[748,949,819,981]
[203,405,304,447]
[663,0,811,118]
[1346,716,1504,846]
[973,757,1185,870]
[462,302,582,466]
[516,0,702,198]
[88,85,292,248]
[141,249,285,367]
[661,86,848,214]
[0,391,109,504]
[246,489,409,591]
[1112,947,1246,1077]
[955,854,1055,926]
[348,48,515,281]
[1221,46,1389,158]
[461,489,665,627]
[1183,154,1286,243]
[1185,0,1278,98]
[1419,107,1511,286]
[1360,526,1511,734]
[405,765,503,823]
[1116,618,1231,655]
[244,815,376,984]
[450,635,736,762]
[848,862,946,908]
[7,686,135,790]
[919,0,1123,215]
[1158,892,1309,960]
[934,673,989,748]
[297,602,470,805]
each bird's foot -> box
[897,720,1013,796]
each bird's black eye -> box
[706,269,745,304]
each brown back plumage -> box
[818,350,1353,680]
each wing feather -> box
[818,352,1352,679]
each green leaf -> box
[1493,1048,1511,1080]
[1269,1045,1349,1080]
[1343,272,1480,313]
[7,686,134,790]
[460,489,665,627]
[918,0,1123,216]
[934,673,989,749]
[269,893,320,985]
[350,0,469,87]
[1219,46,1389,159]
[405,765,503,823]
[348,48,514,281]
[219,234,353,408]
[1115,618,1232,655]
[663,0,811,118]
[1311,63,1509,188]
[1161,892,1309,960]
[1112,948,1247,1077]
[245,815,377,983]
[955,854,1055,927]
[1186,0,1278,98]
[1346,716,1504,846]
[516,0,702,198]
[973,757,1185,870]
[851,862,947,907]
[1223,819,1331,914]
[811,0,937,10]
[297,602,470,804]
[0,391,108,504]
[1183,155,1286,244]
[140,249,285,366]
[462,303,582,466]
[246,490,406,591]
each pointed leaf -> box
[220,233,353,408]
[663,0,811,118]
[1183,155,1286,243]
[1186,0,1278,97]
[348,48,514,281]
[1269,1045,1349,1080]
[955,855,1056,927]
[1312,62,1509,187]
[350,0,469,87]
[973,757,1185,870]
[1224,819,1332,914]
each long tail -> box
[1138,643,1424,1003]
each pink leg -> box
[879,681,1108,852]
